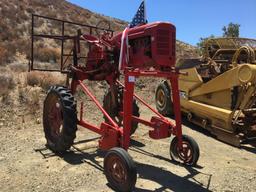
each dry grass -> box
[0,67,16,97]
[0,45,8,66]
[16,85,42,114]
[26,71,65,91]
[8,63,28,73]
[8,52,29,73]
[33,62,60,70]
[19,86,41,105]
[0,0,126,65]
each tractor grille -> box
[172,32,175,57]
[156,29,170,55]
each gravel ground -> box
[0,83,256,192]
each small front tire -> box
[170,135,200,166]
[104,147,137,192]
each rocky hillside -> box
[0,0,198,66]
[176,40,199,60]
[0,0,127,65]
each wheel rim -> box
[156,89,166,109]
[46,94,63,139]
[106,155,128,185]
[177,141,193,163]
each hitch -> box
[149,116,171,139]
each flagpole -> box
[144,0,147,23]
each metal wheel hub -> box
[107,156,127,184]
[177,142,193,162]
[47,96,63,137]
[157,89,166,108]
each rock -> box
[36,118,41,124]
[95,156,103,162]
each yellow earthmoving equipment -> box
[155,38,256,146]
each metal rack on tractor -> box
[30,14,200,192]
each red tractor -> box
[30,14,200,192]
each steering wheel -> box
[96,20,112,38]
[232,46,255,67]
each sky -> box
[67,0,256,45]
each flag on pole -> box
[130,0,147,28]
[118,1,147,70]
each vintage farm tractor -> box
[30,14,200,191]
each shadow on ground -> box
[35,137,212,191]
[136,162,211,192]
[167,115,256,155]
[129,145,211,191]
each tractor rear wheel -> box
[103,88,140,135]
[104,147,137,192]
[170,135,200,166]
[155,80,173,116]
[43,86,77,152]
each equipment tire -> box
[104,147,137,192]
[103,89,140,135]
[155,80,173,116]
[43,85,77,152]
[170,135,200,166]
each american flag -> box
[119,1,147,70]
[130,1,147,28]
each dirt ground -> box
[0,81,256,192]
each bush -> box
[34,47,60,63]
[26,71,65,91]
[27,71,41,87]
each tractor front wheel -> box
[104,147,137,192]
[43,86,77,152]
[170,135,200,166]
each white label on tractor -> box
[179,91,186,99]
[128,76,135,82]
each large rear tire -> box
[104,147,137,192]
[155,80,173,116]
[103,88,140,135]
[43,86,77,152]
